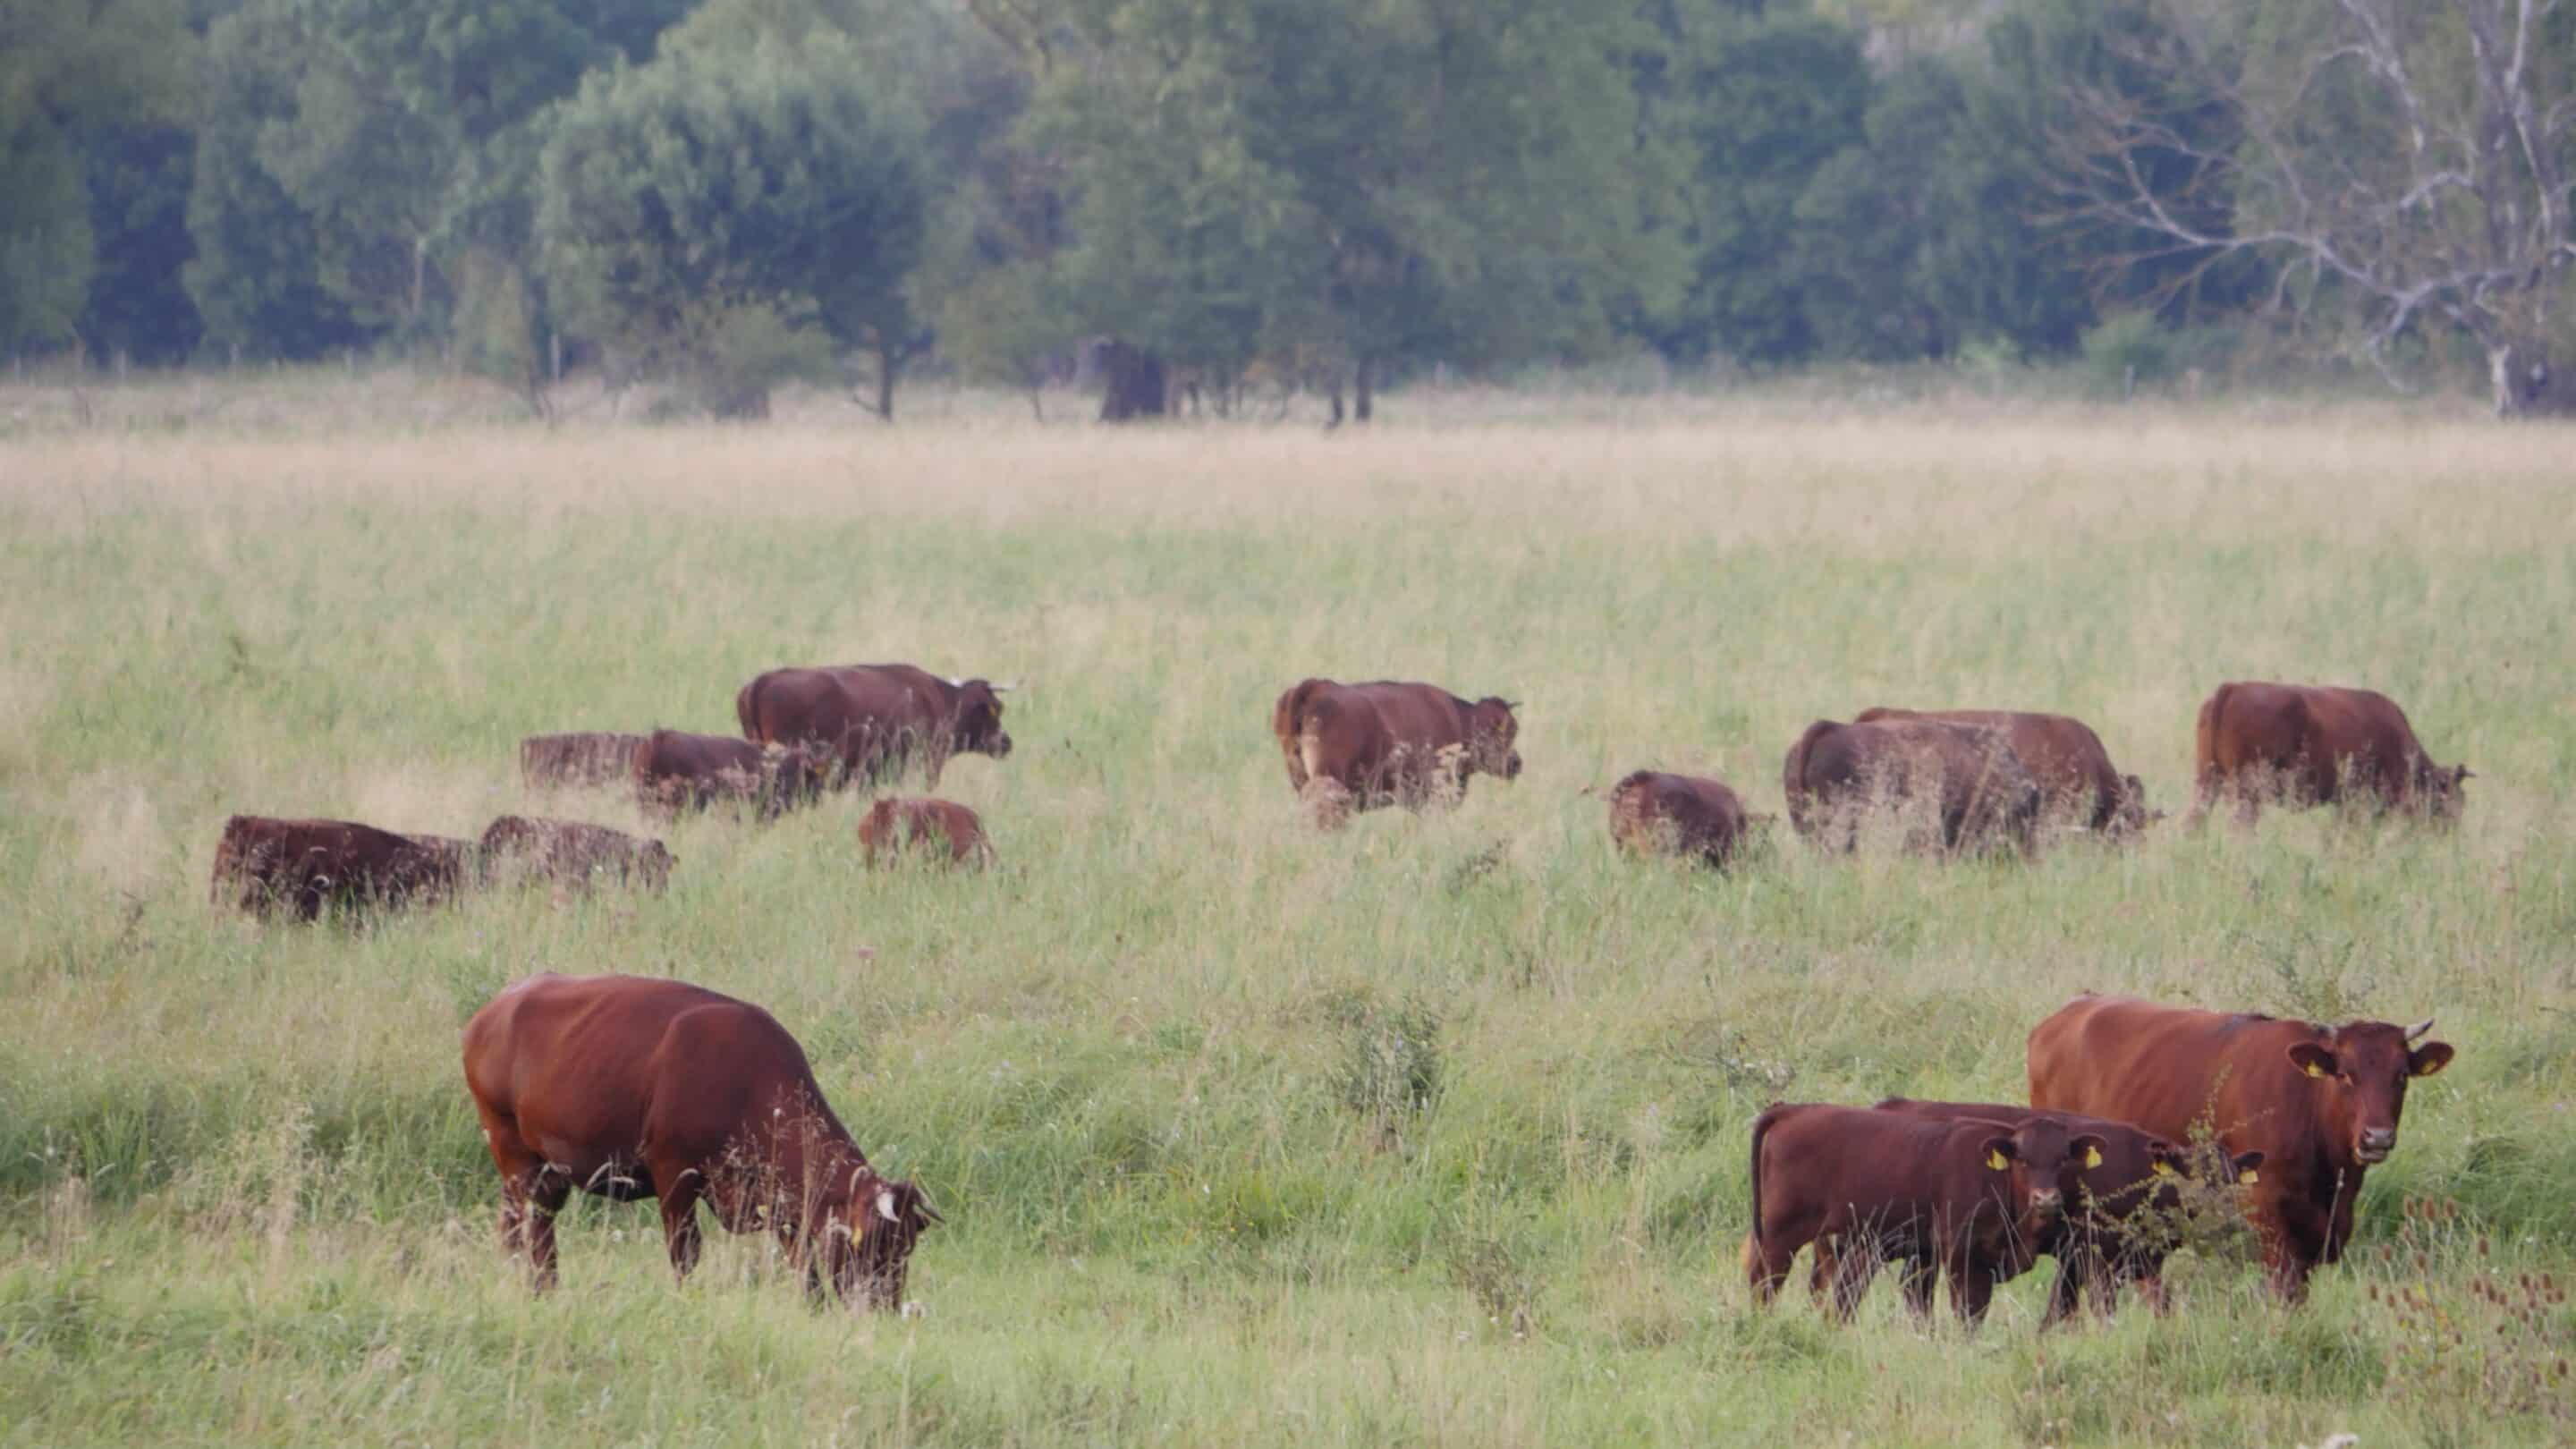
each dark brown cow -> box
[1744,1103,2104,1324]
[2190,682,2470,825]
[1781,717,2042,856]
[632,730,826,819]
[211,815,473,921]
[2027,994,2455,1302]
[858,798,992,869]
[1605,770,1759,869]
[461,973,938,1306]
[519,733,648,792]
[480,816,673,894]
[1873,1097,2263,1325]
[1855,708,2152,836]
[736,665,1013,787]
[1271,678,1521,827]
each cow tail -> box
[735,675,766,742]
[1782,721,1835,833]
[1275,679,1326,791]
[2190,685,2230,824]
[1748,1103,1784,1253]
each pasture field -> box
[3,394,2573,1446]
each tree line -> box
[4,0,2569,416]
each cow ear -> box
[2073,1135,2107,1171]
[2286,1042,2337,1079]
[2409,1042,2454,1078]
[2232,1150,2266,1185]
[1982,1137,2017,1172]
[2148,1145,2182,1180]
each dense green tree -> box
[76,120,199,364]
[535,38,928,417]
[0,0,191,354]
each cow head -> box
[2284,1018,2453,1166]
[2416,761,2471,821]
[761,748,830,817]
[1981,1118,2108,1240]
[823,1175,941,1310]
[1466,698,1521,781]
[636,839,675,891]
[2110,774,2161,834]
[947,679,1013,760]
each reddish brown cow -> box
[1873,1097,2263,1324]
[737,665,1013,787]
[461,974,938,1307]
[480,816,673,893]
[1271,678,1521,827]
[519,733,648,792]
[1855,708,2152,836]
[2027,994,2454,1301]
[632,730,826,819]
[1745,1103,2104,1324]
[1605,770,1759,869]
[211,815,474,921]
[858,798,992,869]
[2190,682,2470,825]
[1781,717,2042,856]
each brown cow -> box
[736,665,1013,787]
[858,798,993,869]
[519,733,648,792]
[1605,770,1759,869]
[2027,994,2454,1302]
[2190,682,2470,825]
[632,730,826,819]
[211,815,474,921]
[1744,1102,2105,1324]
[1855,708,2152,836]
[480,816,673,894]
[460,973,938,1307]
[1781,717,2042,856]
[1873,1097,2264,1325]
[1271,678,1521,827]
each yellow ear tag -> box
[1986,1148,2010,1172]
[2083,1146,2104,1170]
[2152,1160,2178,1179]
[2303,1060,2327,1078]
[2238,1167,2260,1186]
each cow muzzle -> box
[2357,1128,2396,1163]
[1504,751,1523,781]
[2029,1189,2063,1221]
[989,733,1013,758]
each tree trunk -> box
[1353,357,1375,423]
[1097,340,1168,422]
[873,336,899,423]
[2488,340,2573,418]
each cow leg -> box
[2041,1252,2086,1327]
[476,1107,570,1289]
[1947,1251,1996,1326]
[658,1168,707,1284]
[1898,1255,1939,1320]
[1742,1232,1796,1308]
[1826,1242,1881,1321]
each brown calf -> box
[479,816,673,894]
[2190,682,2470,825]
[211,815,473,921]
[858,798,993,869]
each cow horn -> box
[2404,1017,2434,1042]
[877,1189,900,1224]
[990,678,1021,693]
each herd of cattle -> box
[200,662,2472,1318]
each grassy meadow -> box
[3,388,2573,1445]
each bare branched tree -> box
[2062,0,2574,416]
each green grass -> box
[2,395,2572,1445]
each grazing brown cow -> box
[480,816,673,894]
[1855,708,2152,836]
[1271,678,1521,827]
[1744,1102,2105,1324]
[858,798,992,869]
[2027,994,2454,1302]
[632,730,826,819]
[461,973,938,1307]
[1873,1097,2263,1325]
[2190,682,2470,825]
[519,733,648,792]
[211,815,473,921]
[1781,717,2042,856]
[736,665,1013,787]
[1605,770,1759,869]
